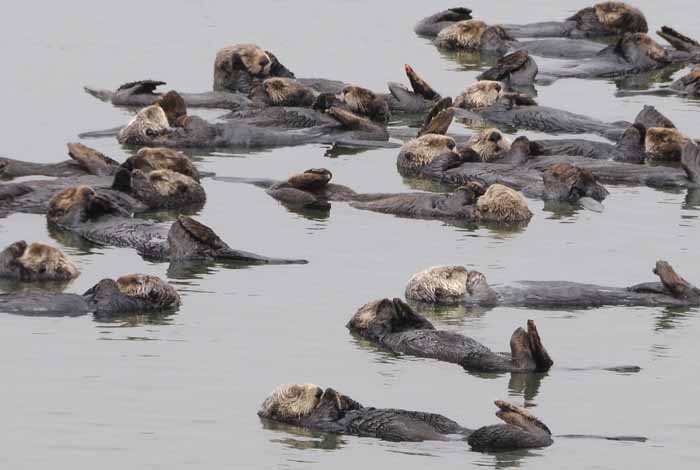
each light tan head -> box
[475,184,532,224]
[645,127,687,161]
[115,274,181,308]
[262,77,314,106]
[467,128,512,162]
[346,297,434,338]
[405,265,469,303]
[436,20,486,49]
[117,105,169,145]
[0,240,79,281]
[454,81,503,109]
[258,383,322,421]
[287,168,332,191]
[130,147,199,181]
[18,243,79,280]
[594,2,646,31]
[618,33,669,63]
[47,185,95,224]
[341,86,376,113]
[143,169,200,197]
[215,44,271,76]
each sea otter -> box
[46,185,307,264]
[405,261,700,308]
[348,298,552,372]
[0,241,79,281]
[1,143,119,180]
[259,385,645,451]
[221,168,533,227]
[415,2,647,39]
[396,133,610,204]
[616,67,700,99]
[0,273,180,317]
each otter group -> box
[3,0,697,455]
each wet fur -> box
[645,127,686,161]
[475,184,532,223]
[468,128,512,162]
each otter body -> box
[347,298,553,373]
[405,262,700,308]
[0,274,180,317]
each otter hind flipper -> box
[653,260,700,302]
[404,64,440,100]
[418,97,454,137]
[478,50,530,81]
[67,143,119,176]
[657,26,700,52]
[116,79,167,95]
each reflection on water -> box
[93,311,177,327]
[47,223,103,255]
[613,63,685,91]
[684,188,700,209]
[653,306,696,332]
[261,418,348,451]
[0,277,76,294]
[436,48,501,72]
[474,448,541,469]
[508,372,547,402]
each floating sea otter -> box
[0,241,79,281]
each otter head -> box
[645,127,687,161]
[340,86,389,122]
[453,81,503,109]
[405,265,497,305]
[0,241,79,281]
[125,147,200,182]
[117,105,169,146]
[83,274,180,315]
[346,298,434,340]
[287,168,332,191]
[467,128,512,162]
[130,169,205,209]
[156,90,188,127]
[262,77,314,107]
[258,384,361,426]
[47,186,129,227]
[614,33,670,67]
[397,134,457,177]
[543,163,609,203]
[569,2,647,36]
[475,184,533,224]
[213,44,273,93]
[436,20,512,52]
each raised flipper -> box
[657,26,700,52]
[467,400,553,451]
[477,50,536,87]
[634,105,675,129]
[417,97,454,137]
[167,216,308,264]
[405,64,440,100]
[67,143,120,176]
[414,8,473,37]
[681,140,700,184]
[653,260,700,302]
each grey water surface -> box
[1,1,699,468]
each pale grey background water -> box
[1,1,699,468]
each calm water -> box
[1,1,699,468]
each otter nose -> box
[488,131,501,143]
[259,56,270,67]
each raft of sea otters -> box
[2,1,700,452]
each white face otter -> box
[258,384,323,421]
[398,134,457,174]
[435,20,511,51]
[593,2,646,32]
[0,241,79,281]
[130,147,200,182]
[454,81,503,109]
[405,266,489,304]
[215,44,272,77]
[467,128,512,162]
[115,274,181,309]
[262,77,314,106]
[117,105,169,145]
[475,184,533,224]
[136,169,201,197]
[645,127,687,161]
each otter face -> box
[0,241,79,281]
[129,147,200,182]
[130,169,206,209]
[454,81,503,109]
[543,163,609,202]
[286,168,332,191]
[617,33,669,66]
[262,77,314,107]
[340,86,390,123]
[435,20,511,51]
[258,384,361,426]
[156,90,188,127]
[47,185,124,226]
[346,298,434,339]
[467,128,512,162]
[117,105,169,146]
[405,266,469,304]
[213,44,272,93]
[645,127,686,161]
[405,266,490,304]
[115,274,181,309]
[593,2,647,33]
[397,134,457,176]
[475,184,532,224]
